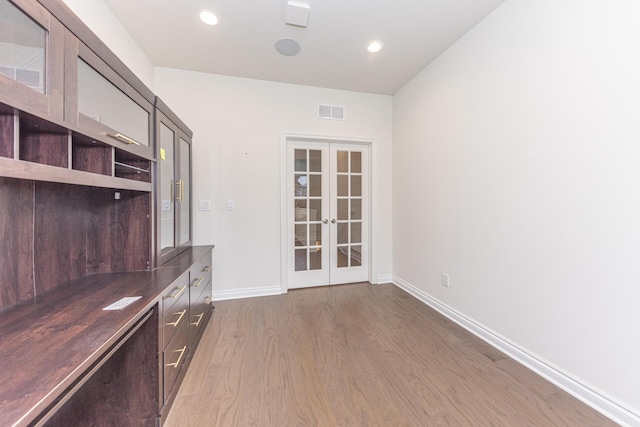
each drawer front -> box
[190,278,213,347]
[163,319,189,403]
[189,252,212,293]
[162,285,189,349]
[162,271,189,317]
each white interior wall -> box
[393,0,640,421]
[155,68,393,297]
[61,0,155,89]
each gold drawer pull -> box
[107,132,141,146]
[191,313,204,327]
[204,297,212,305]
[166,309,186,327]
[203,266,212,273]
[192,277,204,288]
[168,284,187,299]
[166,346,187,368]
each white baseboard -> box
[375,274,393,284]
[213,285,283,301]
[392,275,640,427]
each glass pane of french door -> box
[293,148,324,272]
[335,150,364,269]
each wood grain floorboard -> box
[164,283,618,427]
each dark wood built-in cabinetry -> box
[0,0,213,425]
[155,98,193,265]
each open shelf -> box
[19,112,70,168]
[115,149,151,183]
[0,157,151,192]
[72,133,112,176]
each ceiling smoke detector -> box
[285,1,310,28]
[275,38,301,56]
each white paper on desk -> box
[102,296,142,311]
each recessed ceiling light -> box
[199,10,218,26]
[367,40,384,53]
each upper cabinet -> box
[64,38,155,160]
[0,0,64,120]
[156,98,193,265]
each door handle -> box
[331,219,337,224]
[322,219,329,224]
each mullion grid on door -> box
[294,148,322,272]
[336,150,363,268]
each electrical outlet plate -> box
[442,273,449,287]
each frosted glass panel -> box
[179,138,191,245]
[160,123,175,251]
[78,59,149,146]
[0,0,46,94]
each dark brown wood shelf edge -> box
[0,156,152,192]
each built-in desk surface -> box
[0,245,214,427]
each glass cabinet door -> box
[0,0,46,94]
[156,107,193,266]
[178,137,191,246]
[0,0,64,120]
[159,122,176,254]
[77,59,150,147]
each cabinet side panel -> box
[114,191,150,272]
[33,182,88,293]
[0,110,14,158]
[0,177,34,309]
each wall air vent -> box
[318,104,345,120]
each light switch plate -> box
[226,200,235,211]
[199,200,212,211]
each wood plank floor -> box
[165,283,618,426]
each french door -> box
[287,140,369,289]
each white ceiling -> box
[102,0,505,95]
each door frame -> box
[280,132,377,293]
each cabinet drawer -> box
[189,252,212,291]
[163,318,189,403]
[162,271,189,317]
[190,278,212,347]
[162,286,189,349]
